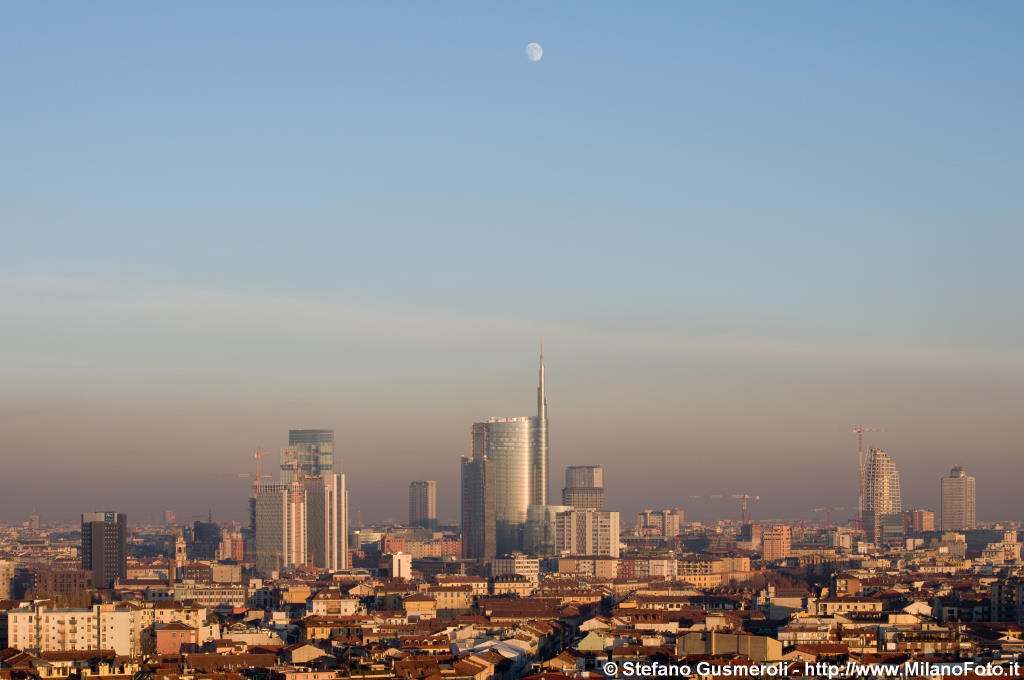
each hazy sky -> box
[1,2,1021,527]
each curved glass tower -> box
[486,416,534,552]
[466,348,549,554]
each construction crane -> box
[851,425,882,529]
[230,450,275,497]
[253,450,274,494]
[227,471,272,496]
[690,493,761,523]
[813,506,849,528]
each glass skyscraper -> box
[281,428,335,483]
[463,349,549,554]
[81,511,127,588]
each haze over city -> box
[1,2,1022,526]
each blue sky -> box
[1,2,1022,524]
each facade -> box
[81,512,127,588]
[562,465,605,509]
[477,417,537,554]
[902,508,936,534]
[462,349,548,555]
[409,480,438,530]
[941,466,976,531]
[880,513,905,544]
[636,508,685,537]
[0,560,13,600]
[762,525,792,562]
[281,429,335,484]
[991,576,1024,624]
[33,567,93,600]
[254,473,346,575]
[460,454,496,560]
[252,482,306,575]
[187,521,222,560]
[6,603,135,655]
[554,509,620,558]
[389,552,412,579]
[304,473,349,571]
[491,553,541,583]
[861,448,902,545]
[524,504,571,556]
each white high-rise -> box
[253,472,347,575]
[861,447,902,545]
[555,509,620,558]
[941,466,976,531]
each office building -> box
[880,513,906,545]
[188,520,222,560]
[562,464,605,509]
[762,525,792,562]
[252,472,347,575]
[252,482,306,575]
[554,509,620,558]
[460,453,495,560]
[281,428,335,484]
[636,508,685,537]
[81,512,126,588]
[941,466,976,531]
[409,480,438,530]
[304,473,349,571]
[389,552,412,579]
[492,553,541,583]
[524,504,571,556]
[902,508,936,534]
[464,349,548,554]
[860,448,902,545]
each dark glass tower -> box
[81,512,126,588]
[461,452,496,560]
[282,428,335,483]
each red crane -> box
[813,506,849,528]
[228,450,274,497]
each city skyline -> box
[1,2,1022,526]
[2,3,1023,675]
[3,354,1011,529]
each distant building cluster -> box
[0,350,1013,680]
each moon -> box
[525,42,543,62]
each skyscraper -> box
[253,472,348,575]
[409,480,437,530]
[252,482,307,575]
[464,349,549,554]
[554,509,620,558]
[941,466,976,531]
[461,453,495,559]
[562,465,605,509]
[281,429,334,484]
[860,447,902,545]
[81,512,126,588]
[305,473,349,571]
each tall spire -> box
[538,343,546,420]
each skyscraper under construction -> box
[860,447,902,545]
